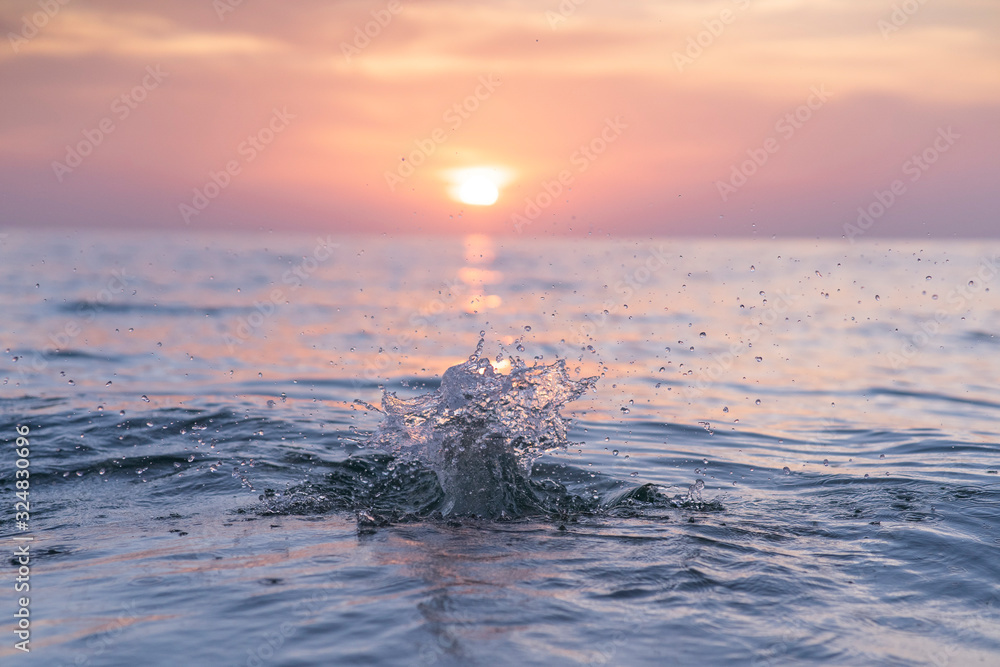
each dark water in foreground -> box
[1,231,999,666]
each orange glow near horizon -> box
[0,0,998,236]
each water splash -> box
[364,338,598,518]
[256,340,719,522]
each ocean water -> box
[2,230,999,666]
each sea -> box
[1,230,999,666]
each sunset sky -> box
[1,0,997,237]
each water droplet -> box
[755,356,763,362]
[875,295,880,301]
[187,454,195,462]
[879,453,885,459]
[140,395,150,402]
[925,275,932,281]
[755,399,761,405]
[782,466,791,475]
[864,473,870,478]
[99,468,105,475]
[516,344,525,352]
[750,265,755,272]
[823,459,829,466]
[699,332,706,338]
[106,380,113,386]
[620,407,630,414]
[524,325,531,332]
[722,406,729,413]
[612,449,619,456]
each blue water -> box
[1,231,999,665]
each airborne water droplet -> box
[612,449,619,456]
[782,466,791,475]
[755,399,761,405]
[141,395,150,403]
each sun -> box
[445,167,512,207]
[457,175,499,206]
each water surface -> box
[1,231,999,665]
